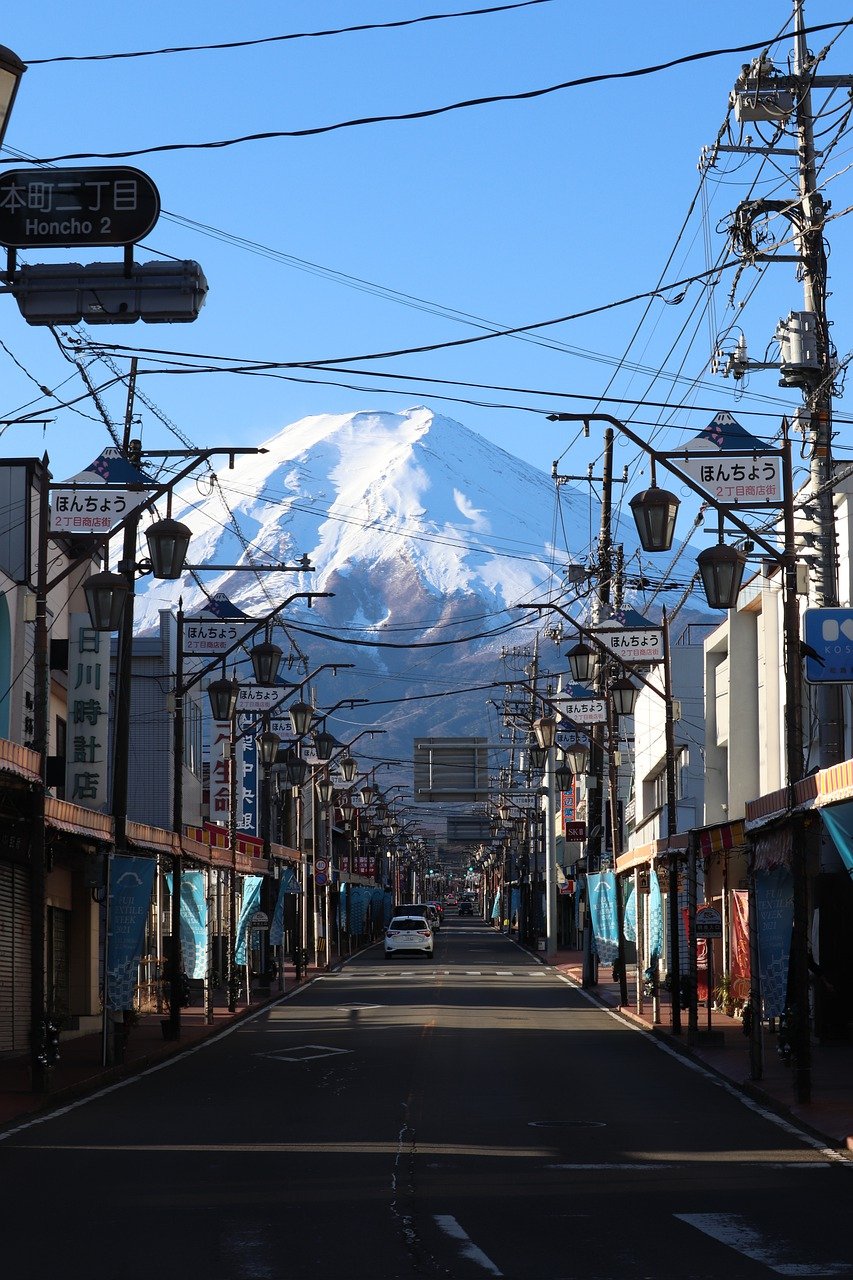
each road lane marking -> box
[676,1213,852,1275]
[434,1215,503,1276]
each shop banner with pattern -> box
[234,874,263,965]
[755,867,793,1018]
[106,855,156,1010]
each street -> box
[2,916,852,1280]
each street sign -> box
[183,619,254,656]
[695,905,723,939]
[598,627,663,663]
[554,693,607,724]
[671,451,782,507]
[315,857,329,887]
[0,166,160,247]
[802,608,853,684]
[50,485,147,534]
[564,821,586,843]
[234,685,290,714]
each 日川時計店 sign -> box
[0,166,161,248]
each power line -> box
[15,20,851,166]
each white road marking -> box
[434,1214,503,1276]
[256,1044,351,1062]
[548,1161,831,1171]
[676,1213,852,1275]
[495,970,513,976]
[466,971,482,976]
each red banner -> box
[731,889,751,1003]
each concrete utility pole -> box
[792,0,844,766]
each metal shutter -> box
[0,861,31,1054]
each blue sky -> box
[1,1,850,530]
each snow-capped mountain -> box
[132,407,698,757]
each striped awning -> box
[697,820,746,857]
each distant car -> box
[395,902,440,931]
[459,900,474,916]
[385,915,434,958]
[426,900,444,926]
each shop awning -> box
[44,797,113,843]
[0,739,42,786]
[697,819,746,857]
[616,834,689,874]
[126,821,180,856]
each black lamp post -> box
[145,516,192,579]
[566,641,597,685]
[697,542,747,611]
[629,471,680,553]
[83,570,129,632]
[250,639,283,687]
[288,700,314,738]
[316,776,335,808]
[610,677,639,718]
[533,715,557,751]
[0,46,26,148]
[554,758,574,793]
[314,730,336,763]
[359,782,376,806]
[284,749,309,790]
[340,755,358,783]
[208,674,239,723]
[337,793,355,826]
[257,728,281,771]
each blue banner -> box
[755,867,794,1019]
[648,869,663,961]
[165,871,209,979]
[588,871,619,966]
[106,854,156,1010]
[623,882,636,942]
[818,802,853,877]
[234,874,263,964]
[269,866,301,946]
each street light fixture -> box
[249,638,283,687]
[697,541,747,611]
[566,641,597,685]
[145,516,192,580]
[629,466,680,553]
[359,782,376,806]
[313,729,336,762]
[83,569,129,632]
[207,673,239,722]
[0,45,25,149]
[288,700,314,737]
[610,677,639,718]
[315,776,335,807]
[340,755,358,782]
[337,793,355,825]
[533,715,557,751]
[554,757,574,793]
[564,742,590,777]
[283,748,310,790]
[256,727,281,770]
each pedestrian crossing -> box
[325,969,551,979]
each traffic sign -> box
[0,167,160,247]
[695,905,723,939]
[802,608,853,684]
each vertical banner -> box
[234,874,263,964]
[755,867,794,1018]
[179,872,209,980]
[623,882,636,942]
[269,866,301,945]
[730,888,751,1005]
[209,720,231,823]
[648,868,663,961]
[588,870,619,965]
[236,712,259,838]
[66,612,110,810]
[107,855,156,1010]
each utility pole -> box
[792,0,843,767]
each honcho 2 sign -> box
[0,166,160,247]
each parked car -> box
[385,915,434,958]
[426,900,444,925]
[459,900,474,916]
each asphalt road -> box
[2,916,853,1279]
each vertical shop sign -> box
[65,612,109,810]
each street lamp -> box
[553,756,574,793]
[533,715,557,750]
[249,638,283,687]
[315,776,335,808]
[629,465,680,553]
[566,641,597,685]
[610,677,639,718]
[314,729,336,762]
[340,755,358,782]
[145,516,192,580]
[0,45,25,149]
[83,569,128,632]
[564,742,590,777]
[207,673,239,722]
[288,700,314,737]
[696,541,747,611]
[257,727,281,770]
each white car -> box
[385,914,434,959]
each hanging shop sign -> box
[65,612,109,811]
[0,166,160,248]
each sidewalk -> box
[551,947,853,1152]
[0,954,323,1132]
